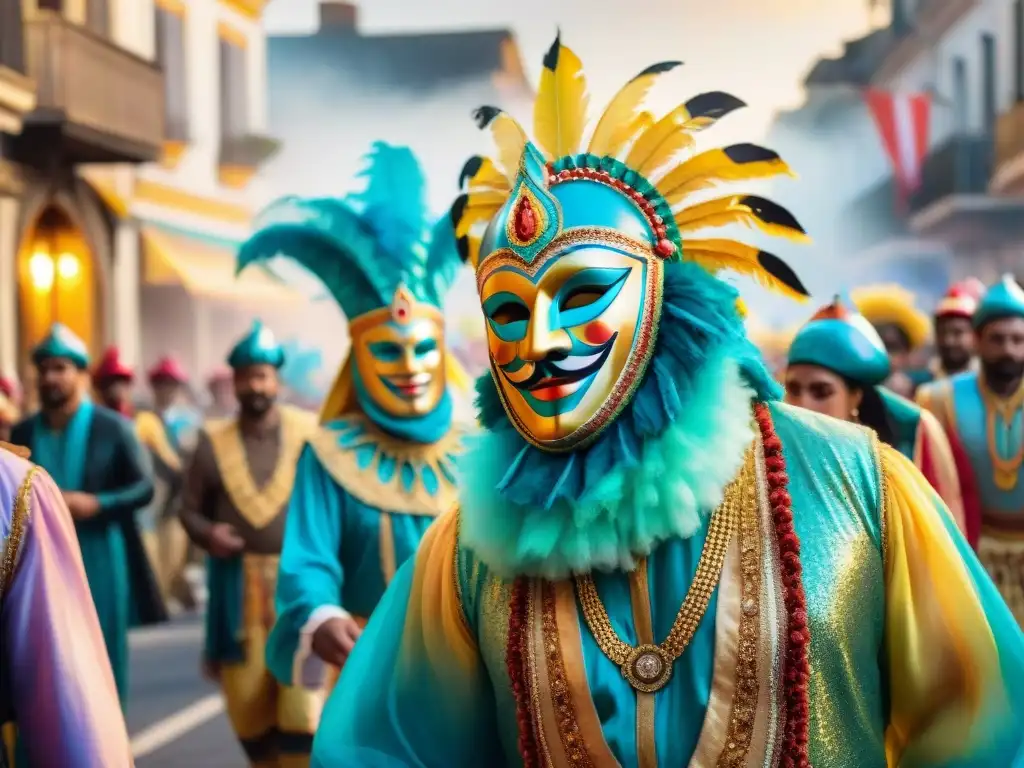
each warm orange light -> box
[57,252,80,281]
[28,251,54,292]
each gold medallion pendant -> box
[575,461,744,694]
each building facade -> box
[0,0,164,384]
[768,0,1024,295]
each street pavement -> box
[127,613,247,767]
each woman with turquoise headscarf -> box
[786,295,968,538]
[311,36,1024,768]
[236,142,472,695]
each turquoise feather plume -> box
[237,142,465,320]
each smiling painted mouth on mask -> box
[381,372,433,400]
[505,334,617,404]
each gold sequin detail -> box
[542,581,594,766]
[575,460,743,691]
[718,454,760,766]
[0,466,40,596]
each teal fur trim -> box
[461,260,779,577]
[460,353,756,579]
[237,142,465,320]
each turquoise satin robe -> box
[312,402,1024,767]
[265,414,460,687]
[11,402,157,707]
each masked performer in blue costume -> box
[918,275,1024,625]
[312,38,1024,768]
[236,142,471,692]
[10,324,163,709]
[785,295,966,538]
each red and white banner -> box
[863,88,931,207]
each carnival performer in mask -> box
[235,142,471,691]
[918,276,1024,625]
[180,322,319,767]
[785,295,966,537]
[311,37,1024,768]
[11,324,164,709]
[0,442,133,767]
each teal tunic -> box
[877,387,922,460]
[266,414,460,686]
[945,371,1024,519]
[312,402,1024,767]
[11,403,158,708]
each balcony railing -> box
[21,12,164,163]
[908,135,992,214]
[995,101,1024,177]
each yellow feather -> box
[486,112,528,178]
[588,61,681,157]
[624,104,693,172]
[682,238,809,302]
[659,146,794,205]
[533,38,589,160]
[636,130,696,176]
[455,191,505,238]
[467,157,512,192]
[673,195,809,243]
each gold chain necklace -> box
[574,466,743,693]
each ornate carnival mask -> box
[349,286,447,418]
[475,144,662,451]
[455,38,811,453]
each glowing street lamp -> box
[29,251,54,292]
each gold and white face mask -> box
[349,286,447,418]
[478,230,663,451]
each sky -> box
[264,0,879,142]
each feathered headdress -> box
[451,35,810,301]
[238,141,465,319]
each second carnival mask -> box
[349,285,447,418]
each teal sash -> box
[31,400,94,490]
[204,555,245,664]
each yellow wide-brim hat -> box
[851,284,931,350]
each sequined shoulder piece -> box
[308,412,462,517]
[0,464,40,598]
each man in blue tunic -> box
[919,275,1024,624]
[10,323,163,707]
[235,143,471,691]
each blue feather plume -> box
[236,142,467,320]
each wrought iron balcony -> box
[12,12,164,165]
[908,135,992,214]
[993,101,1024,194]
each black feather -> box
[684,91,746,120]
[473,106,502,129]
[542,32,561,71]
[459,157,483,189]
[723,143,780,165]
[456,235,471,263]
[450,194,468,226]
[630,61,683,81]
[757,251,809,297]
[740,196,806,234]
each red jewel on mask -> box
[514,196,538,241]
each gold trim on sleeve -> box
[0,466,40,596]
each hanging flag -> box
[863,88,931,208]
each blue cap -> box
[31,323,90,369]
[787,295,891,386]
[227,321,285,370]
[974,274,1024,329]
